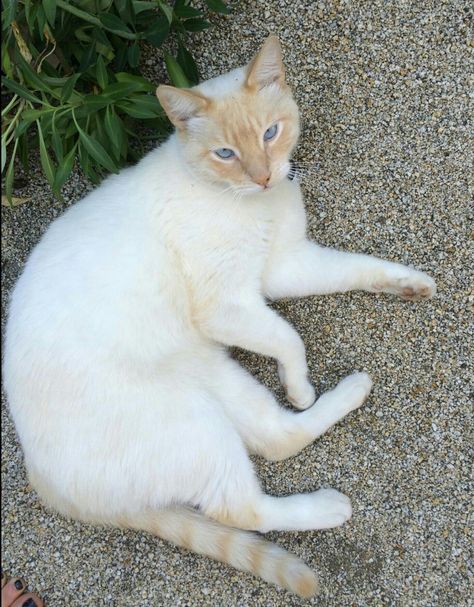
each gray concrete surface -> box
[1,1,473,605]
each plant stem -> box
[1,94,19,118]
[2,99,26,142]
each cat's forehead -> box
[194,67,247,98]
[192,67,294,139]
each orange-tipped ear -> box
[246,35,285,90]
[156,85,210,129]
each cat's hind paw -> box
[333,371,373,412]
[308,488,353,529]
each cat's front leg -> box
[277,361,315,410]
[264,241,436,300]
[367,261,437,301]
[200,298,315,409]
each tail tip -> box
[290,567,320,598]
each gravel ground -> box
[2,1,473,606]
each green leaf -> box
[81,95,111,111]
[95,41,115,61]
[15,120,34,138]
[96,55,108,89]
[104,107,125,157]
[174,6,202,18]
[73,111,119,174]
[183,18,211,32]
[51,114,64,162]
[127,42,140,68]
[36,5,47,40]
[93,112,108,150]
[61,73,81,102]
[101,81,144,101]
[1,138,7,174]
[116,94,163,118]
[18,132,29,172]
[24,0,37,33]
[177,43,199,85]
[205,0,231,14]
[98,12,131,32]
[91,26,114,60]
[54,143,77,192]
[56,0,102,26]
[158,1,173,24]
[2,77,44,105]
[78,141,100,183]
[114,44,128,71]
[133,1,156,13]
[15,53,55,95]
[79,44,97,72]
[74,26,92,43]
[36,120,56,189]
[3,0,18,29]
[98,13,138,39]
[42,75,70,86]
[97,0,114,10]
[115,72,155,92]
[43,0,57,25]
[115,0,136,24]
[91,25,111,45]
[2,42,13,78]
[20,108,52,123]
[144,16,170,47]
[164,53,191,88]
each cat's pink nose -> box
[254,173,271,187]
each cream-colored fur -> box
[3,36,436,597]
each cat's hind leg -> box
[206,354,372,461]
[204,472,353,533]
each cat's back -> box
[9,136,186,300]
[4,138,195,387]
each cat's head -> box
[156,36,299,194]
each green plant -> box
[1,0,230,202]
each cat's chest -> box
[170,197,276,282]
[212,204,274,267]
[236,211,274,256]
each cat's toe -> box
[380,271,437,301]
[399,273,436,300]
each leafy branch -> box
[1,0,231,203]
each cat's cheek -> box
[277,161,292,183]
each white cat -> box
[3,36,436,597]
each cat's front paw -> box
[373,270,436,301]
[287,380,316,411]
[278,363,316,410]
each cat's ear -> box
[246,35,285,90]
[156,85,210,129]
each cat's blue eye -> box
[215,148,235,159]
[264,124,278,141]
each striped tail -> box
[120,507,319,598]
